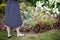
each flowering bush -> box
[20,1,56,28]
[20,1,60,32]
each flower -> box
[36,1,44,8]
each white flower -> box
[53,8,56,13]
[57,0,60,3]
[49,0,54,4]
[54,14,57,17]
[51,14,54,17]
[53,8,59,14]
[43,6,51,11]
[36,1,44,8]
[56,8,60,15]
[46,11,50,15]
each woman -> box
[5,0,24,38]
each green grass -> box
[0,29,60,40]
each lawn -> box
[0,29,60,40]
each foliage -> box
[0,3,6,13]
[0,3,6,22]
[20,1,57,29]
